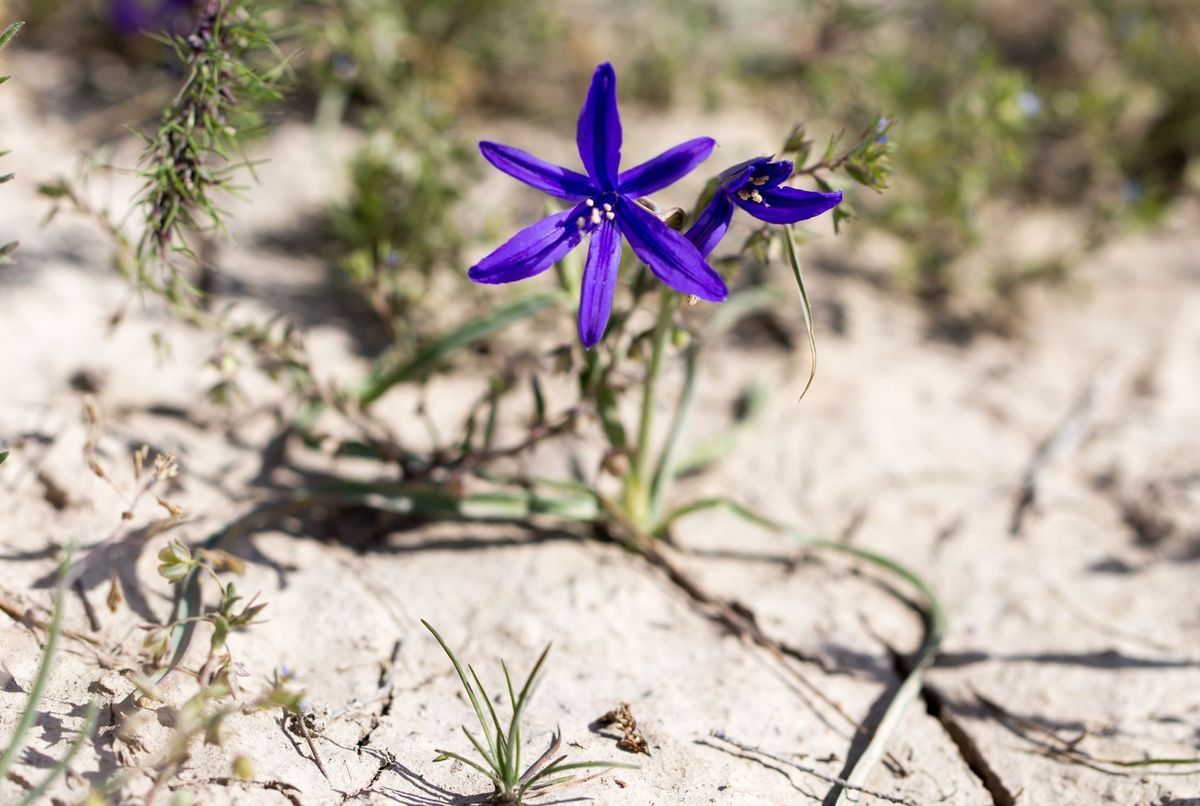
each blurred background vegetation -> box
[5,0,1198,335]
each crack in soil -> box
[890,648,1017,806]
[168,776,304,806]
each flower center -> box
[736,187,764,203]
[576,195,618,231]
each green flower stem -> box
[627,290,676,529]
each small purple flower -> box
[469,63,727,349]
[685,157,843,257]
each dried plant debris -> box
[593,702,650,756]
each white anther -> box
[605,211,615,220]
[586,198,595,206]
[750,189,763,203]
[602,202,612,212]
[737,189,752,201]
[750,176,769,185]
[591,208,602,225]
[576,216,586,228]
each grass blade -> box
[0,21,22,51]
[0,549,72,784]
[782,224,818,402]
[16,699,99,806]
[467,665,509,776]
[502,661,521,786]
[660,496,945,805]
[512,642,551,718]
[423,622,498,764]
[157,564,204,684]
[669,381,768,481]
[459,727,501,778]
[648,346,698,524]
[358,292,561,408]
[435,747,499,783]
[315,479,600,522]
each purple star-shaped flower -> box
[685,156,844,257]
[469,63,727,348]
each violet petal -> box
[577,220,622,349]
[479,142,595,201]
[616,196,727,302]
[734,186,843,224]
[684,192,736,258]
[468,208,584,285]
[618,137,715,198]
[576,63,623,191]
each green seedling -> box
[423,621,633,804]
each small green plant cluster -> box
[300,0,519,339]
[134,0,285,304]
[424,622,632,804]
[0,21,22,262]
[774,0,1200,303]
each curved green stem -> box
[648,345,698,524]
[660,496,945,803]
[627,290,676,527]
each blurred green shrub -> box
[0,21,22,262]
[297,0,543,340]
[301,0,1198,317]
[11,0,1197,316]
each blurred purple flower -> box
[110,0,191,35]
[470,63,726,349]
[685,157,843,257]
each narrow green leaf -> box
[0,451,8,465]
[501,661,521,784]
[16,700,99,806]
[423,622,498,762]
[648,346,698,523]
[668,381,769,482]
[512,642,551,719]
[530,375,547,422]
[782,225,818,401]
[659,496,945,806]
[319,479,600,523]
[468,665,509,772]
[0,546,72,783]
[460,726,501,777]
[594,382,628,451]
[358,292,561,408]
[157,564,203,684]
[434,748,499,783]
[0,22,23,51]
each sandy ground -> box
[3,57,1200,806]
